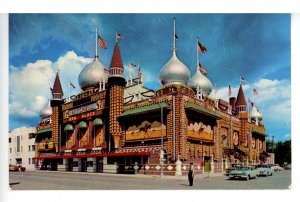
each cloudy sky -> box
[9,14,291,142]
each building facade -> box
[9,127,37,171]
[33,21,269,175]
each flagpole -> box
[69,81,71,102]
[96,27,98,58]
[173,17,176,52]
[197,37,199,71]
[116,32,118,43]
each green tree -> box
[274,140,291,166]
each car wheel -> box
[270,173,273,176]
[229,177,233,180]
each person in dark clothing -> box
[188,162,195,186]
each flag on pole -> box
[130,63,137,68]
[104,68,110,74]
[253,88,259,95]
[97,34,107,49]
[175,33,179,40]
[197,41,207,53]
[116,32,124,40]
[240,76,247,83]
[248,98,253,106]
[70,82,76,89]
[198,63,207,75]
[228,83,232,97]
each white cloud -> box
[211,78,290,129]
[9,51,91,118]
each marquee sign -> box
[63,100,104,120]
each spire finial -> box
[197,37,199,70]
[95,27,98,59]
[173,17,176,53]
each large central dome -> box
[159,52,191,85]
[188,69,212,96]
[78,57,109,90]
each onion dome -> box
[188,69,212,96]
[159,51,191,85]
[250,105,263,121]
[40,100,52,118]
[78,57,109,90]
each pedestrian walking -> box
[188,162,195,186]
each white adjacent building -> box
[9,126,36,171]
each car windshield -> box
[241,167,250,171]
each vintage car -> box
[225,163,242,176]
[271,164,283,172]
[256,164,273,176]
[9,164,26,172]
[229,166,258,180]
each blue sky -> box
[9,14,291,142]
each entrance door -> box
[81,158,87,172]
[96,158,103,173]
[204,156,211,172]
[68,158,73,171]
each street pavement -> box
[9,170,291,190]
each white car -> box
[271,164,283,172]
[256,164,273,176]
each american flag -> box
[116,32,124,40]
[197,41,207,53]
[104,68,110,74]
[240,76,247,83]
[130,63,137,68]
[253,88,259,95]
[97,34,107,49]
[228,83,232,97]
[69,82,76,89]
[198,63,207,75]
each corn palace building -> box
[33,21,269,176]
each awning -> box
[64,124,74,131]
[119,102,169,117]
[78,121,87,129]
[33,151,151,159]
[252,128,267,136]
[93,118,103,126]
[35,128,52,134]
[185,103,221,119]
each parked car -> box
[284,164,291,170]
[229,166,258,181]
[9,164,26,172]
[225,163,242,176]
[256,164,272,176]
[271,164,283,172]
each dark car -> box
[9,165,26,172]
[225,163,242,176]
[284,164,291,170]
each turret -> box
[108,41,126,149]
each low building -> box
[9,126,37,171]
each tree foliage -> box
[266,139,291,166]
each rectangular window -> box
[17,136,20,152]
[29,158,31,164]
[10,148,12,153]
[9,138,11,143]
[32,145,35,151]
[29,145,31,152]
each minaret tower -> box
[108,38,126,149]
[50,71,64,153]
[235,84,248,149]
